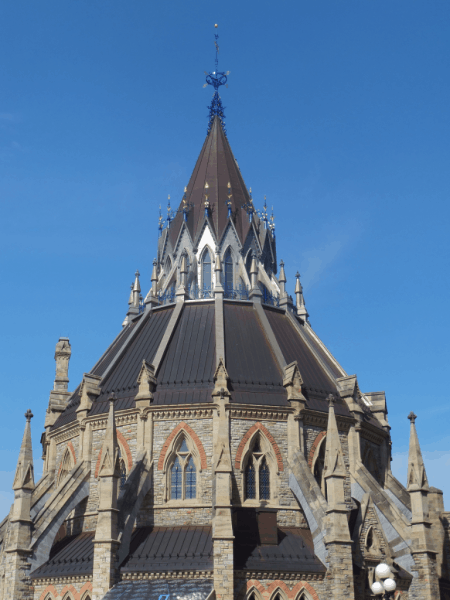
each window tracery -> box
[169,436,197,500]
[244,434,272,502]
[224,248,233,292]
[312,437,327,499]
[202,248,212,291]
[58,448,74,486]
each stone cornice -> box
[121,571,213,581]
[235,570,325,581]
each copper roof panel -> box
[224,303,286,405]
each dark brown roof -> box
[30,532,94,579]
[52,295,368,431]
[168,116,254,248]
[234,523,326,573]
[224,302,287,406]
[120,526,213,573]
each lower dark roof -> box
[30,532,94,579]
[102,579,213,600]
[234,526,326,573]
[120,526,213,573]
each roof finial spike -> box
[204,24,229,135]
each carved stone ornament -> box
[76,373,102,415]
[212,357,230,397]
[135,360,157,404]
[283,361,306,403]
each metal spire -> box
[204,24,229,135]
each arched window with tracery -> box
[259,458,270,500]
[58,448,73,486]
[313,438,327,499]
[202,249,212,292]
[118,447,127,491]
[244,435,271,502]
[170,437,197,500]
[224,248,233,293]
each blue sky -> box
[0,1,449,517]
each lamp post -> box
[371,562,397,598]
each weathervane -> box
[204,24,229,135]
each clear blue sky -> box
[0,1,449,517]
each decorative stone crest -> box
[135,360,157,406]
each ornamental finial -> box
[408,411,417,424]
[327,394,336,407]
[204,24,229,135]
[25,409,33,422]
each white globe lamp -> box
[371,581,384,595]
[375,562,392,579]
[383,578,397,593]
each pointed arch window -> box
[202,249,212,292]
[224,249,233,293]
[259,459,270,500]
[170,436,197,501]
[118,447,127,491]
[313,438,327,499]
[58,448,73,486]
[244,435,271,502]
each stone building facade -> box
[0,84,449,600]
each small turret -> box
[295,272,309,323]
[324,394,351,543]
[278,260,287,298]
[11,410,34,528]
[145,259,159,308]
[249,251,262,302]
[44,337,72,429]
[132,270,141,307]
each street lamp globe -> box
[371,581,384,595]
[375,563,392,579]
[384,578,397,592]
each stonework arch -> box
[235,422,284,472]
[308,430,326,468]
[94,429,132,478]
[57,443,76,485]
[244,580,320,600]
[39,586,57,600]
[157,421,207,471]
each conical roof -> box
[168,116,254,247]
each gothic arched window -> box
[224,249,233,293]
[259,459,270,500]
[202,249,212,291]
[170,437,197,501]
[118,447,127,491]
[244,435,271,502]
[185,456,196,499]
[313,437,327,499]
[58,448,73,486]
[245,464,256,499]
[171,456,182,499]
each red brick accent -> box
[307,430,326,468]
[60,583,79,599]
[157,421,207,471]
[57,441,77,478]
[235,422,284,472]
[94,429,133,478]
[39,584,58,600]
[246,580,319,600]
[80,581,93,599]
[68,441,77,464]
